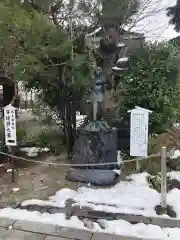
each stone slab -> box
[150,217,180,228]
[0,227,10,238]
[1,230,45,240]
[0,218,17,228]
[91,232,162,240]
[115,214,150,224]
[44,237,70,240]
[13,220,92,240]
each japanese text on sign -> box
[130,110,149,157]
[4,105,17,146]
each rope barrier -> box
[0,151,161,167]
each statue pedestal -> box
[72,120,117,169]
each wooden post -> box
[93,100,97,121]
[8,146,15,183]
[136,158,140,172]
[161,146,167,209]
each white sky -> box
[131,0,179,41]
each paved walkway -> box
[0,217,161,240]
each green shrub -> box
[116,44,179,134]
[140,157,161,175]
[35,128,64,155]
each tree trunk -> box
[66,100,73,158]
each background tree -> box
[116,43,180,134]
[167,0,180,32]
[0,0,93,155]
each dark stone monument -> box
[72,120,117,169]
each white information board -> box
[4,104,17,146]
[129,109,149,157]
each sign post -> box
[128,106,152,172]
[161,146,167,209]
[3,104,17,183]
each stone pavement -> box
[0,217,161,240]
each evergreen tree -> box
[116,43,179,134]
[167,0,180,32]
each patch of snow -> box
[170,150,180,159]
[8,172,180,219]
[2,172,180,238]
[117,57,129,63]
[0,208,85,229]
[49,188,77,207]
[20,147,50,157]
[21,189,77,208]
[117,42,126,47]
[173,123,180,128]
[167,188,180,218]
[167,171,180,181]
[112,66,128,71]
[8,225,13,230]
[52,112,86,128]
[39,147,49,153]
[112,169,121,175]
[86,27,102,37]
[12,188,20,193]
[21,199,59,207]
[117,150,122,165]
[0,208,180,239]
[71,173,159,217]
[20,147,39,157]
[98,220,167,239]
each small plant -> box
[140,156,161,175]
[16,123,27,145]
[167,126,180,149]
[35,128,64,155]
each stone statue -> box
[91,67,107,120]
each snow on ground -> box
[1,172,180,239]
[22,188,77,208]
[0,207,180,239]
[170,150,180,159]
[20,147,50,157]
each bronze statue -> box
[91,67,107,120]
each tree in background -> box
[167,0,180,32]
[0,0,93,155]
[0,0,171,154]
[116,43,180,134]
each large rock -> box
[67,169,120,186]
[72,120,117,169]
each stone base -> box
[72,120,117,169]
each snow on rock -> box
[117,57,129,63]
[112,66,127,71]
[49,188,77,207]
